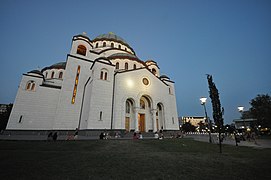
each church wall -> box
[86,62,114,129]
[7,75,60,130]
[162,81,179,130]
[53,55,93,130]
[79,76,93,129]
[112,68,179,131]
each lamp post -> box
[200,97,212,143]
[237,106,246,131]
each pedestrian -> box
[47,132,53,141]
[133,132,138,140]
[159,132,164,140]
[139,132,143,139]
[53,132,58,141]
[234,131,239,146]
[251,131,257,145]
[99,132,104,139]
[74,128,79,140]
[154,132,159,139]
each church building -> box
[7,32,179,132]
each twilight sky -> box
[0,0,270,124]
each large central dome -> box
[93,32,128,45]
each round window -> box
[142,78,149,85]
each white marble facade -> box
[7,32,179,132]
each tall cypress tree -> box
[207,75,224,153]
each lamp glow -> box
[237,106,244,112]
[127,79,134,88]
[200,97,207,105]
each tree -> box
[0,104,13,131]
[207,75,224,153]
[249,94,271,128]
[181,121,196,132]
[197,121,206,133]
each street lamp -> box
[200,97,212,143]
[237,106,246,131]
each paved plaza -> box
[186,134,271,149]
[0,133,271,149]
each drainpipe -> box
[110,73,117,129]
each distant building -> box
[7,32,179,132]
[181,116,206,127]
[233,119,257,130]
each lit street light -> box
[200,97,212,143]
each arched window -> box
[125,48,127,51]
[118,45,121,49]
[100,69,108,80]
[31,83,35,91]
[125,62,128,70]
[140,99,145,109]
[104,72,108,80]
[71,66,80,104]
[103,42,106,47]
[111,43,114,48]
[59,72,63,79]
[26,81,35,91]
[51,71,55,79]
[126,101,130,114]
[96,43,98,48]
[77,45,87,56]
[26,82,31,90]
[100,71,104,80]
[116,62,119,69]
[133,64,136,69]
[152,68,157,75]
[99,111,103,121]
[45,72,48,78]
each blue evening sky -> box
[0,0,270,124]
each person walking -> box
[74,129,79,140]
[234,131,239,146]
[53,132,58,141]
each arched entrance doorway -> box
[138,95,152,132]
[125,98,135,131]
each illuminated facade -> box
[181,116,206,127]
[7,32,179,132]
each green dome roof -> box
[41,62,66,72]
[108,53,138,59]
[108,53,146,66]
[93,32,127,44]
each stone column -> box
[134,107,140,132]
[151,109,158,132]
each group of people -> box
[99,131,109,139]
[66,129,79,140]
[133,132,144,139]
[47,129,79,141]
[233,130,257,146]
[47,132,58,141]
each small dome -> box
[93,32,127,44]
[42,62,66,72]
[108,53,146,66]
[160,75,170,80]
[108,53,138,60]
